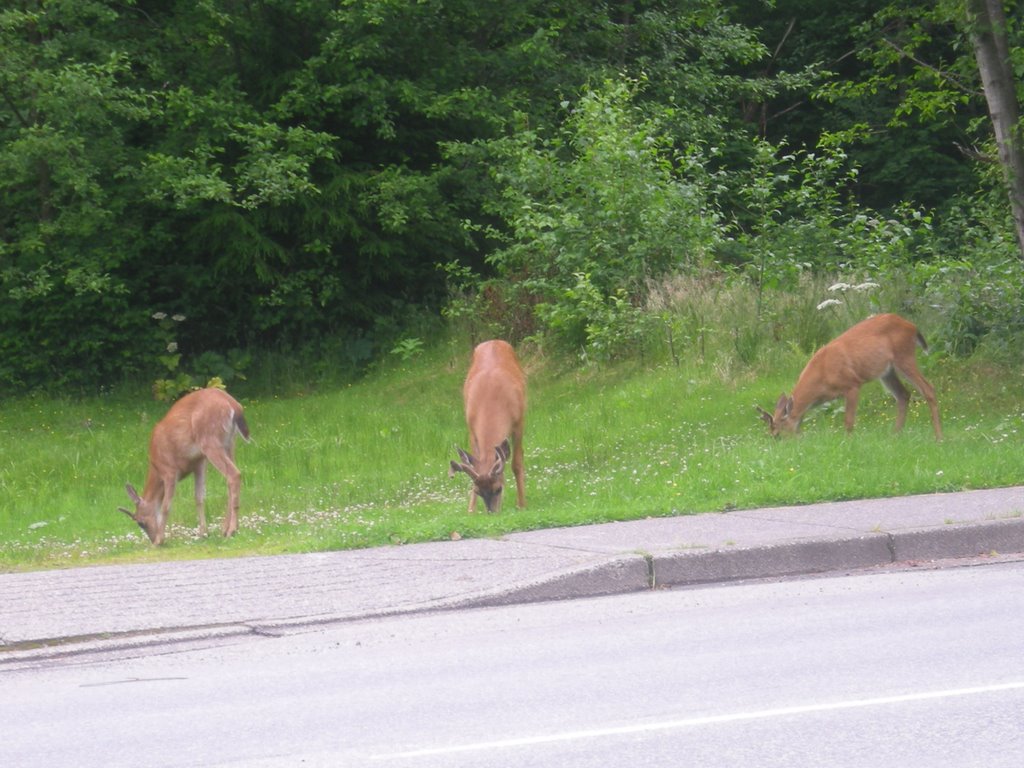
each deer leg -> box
[925,391,943,442]
[512,430,526,509]
[896,363,943,441]
[843,387,861,433]
[223,461,241,537]
[204,444,242,537]
[194,460,208,537]
[465,438,481,513]
[156,476,176,547]
[880,368,912,433]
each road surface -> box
[3,561,1022,767]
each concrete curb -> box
[652,534,893,587]
[453,553,653,610]
[0,625,255,667]
[653,517,1024,588]
[891,517,1024,561]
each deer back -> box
[463,341,526,453]
[793,314,920,402]
[147,388,248,476]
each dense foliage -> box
[1,0,1021,395]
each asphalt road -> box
[3,559,1023,767]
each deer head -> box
[756,394,797,438]
[450,440,511,513]
[119,483,165,545]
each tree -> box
[0,0,155,389]
[776,0,1023,256]
[0,1,337,391]
[967,0,1024,259]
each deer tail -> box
[234,411,252,442]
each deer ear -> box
[450,460,478,480]
[489,447,506,478]
[124,483,141,505]
[496,439,511,461]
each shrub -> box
[454,78,719,359]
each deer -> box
[449,340,527,513]
[119,387,251,545]
[757,313,942,441]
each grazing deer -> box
[757,313,942,440]
[119,387,251,545]
[449,340,527,513]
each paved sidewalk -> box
[1,486,1022,663]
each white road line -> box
[372,681,1024,760]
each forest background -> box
[1,0,1023,395]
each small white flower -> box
[152,312,167,320]
[166,342,178,353]
[172,314,186,322]
[828,282,851,292]
[854,281,880,292]
[817,298,843,310]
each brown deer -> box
[449,340,527,513]
[119,387,251,545]
[757,313,942,440]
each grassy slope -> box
[0,344,1021,571]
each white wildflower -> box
[152,312,167,320]
[817,298,843,310]
[854,281,880,292]
[827,282,851,292]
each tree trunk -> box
[967,0,1024,260]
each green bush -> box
[455,78,719,359]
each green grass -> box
[1,343,1022,572]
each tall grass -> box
[1,280,1021,571]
